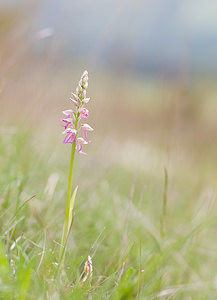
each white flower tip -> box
[70,98,78,105]
[83,97,90,104]
[82,90,87,98]
[76,84,82,94]
[82,124,94,131]
[71,93,80,101]
[62,110,73,115]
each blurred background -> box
[0,0,217,168]
[1,2,217,296]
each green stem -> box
[59,140,76,264]
[66,141,76,213]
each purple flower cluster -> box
[61,71,93,155]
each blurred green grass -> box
[1,58,217,298]
[0,120,217,298]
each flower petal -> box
[79,108,89,119]
[62,117,72,123]
[77,137,88,145]
[71,93,80,101]
[83,98,90,104]
[83,129,91,143]
[62,128,77,135]
[82,124,94,131]
[62,109,73,116]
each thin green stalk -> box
[66,141,76,212]
[59,140,76,264]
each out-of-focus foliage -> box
[0,1,217,299]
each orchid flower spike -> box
[61,70,93,154]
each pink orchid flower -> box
[76,138,88,155]
[61,117,73,129]
[79,107,89,119]
[82,124,94,142]
[62,128,77,144]
[61,110,74,129]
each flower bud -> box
[82,90,86,99]
[71,93,80,102]
[83,82,88,89]
[82,70,88,83]
[83,98,90,104]
[76,84,82,95]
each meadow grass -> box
[0,123,217,300]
